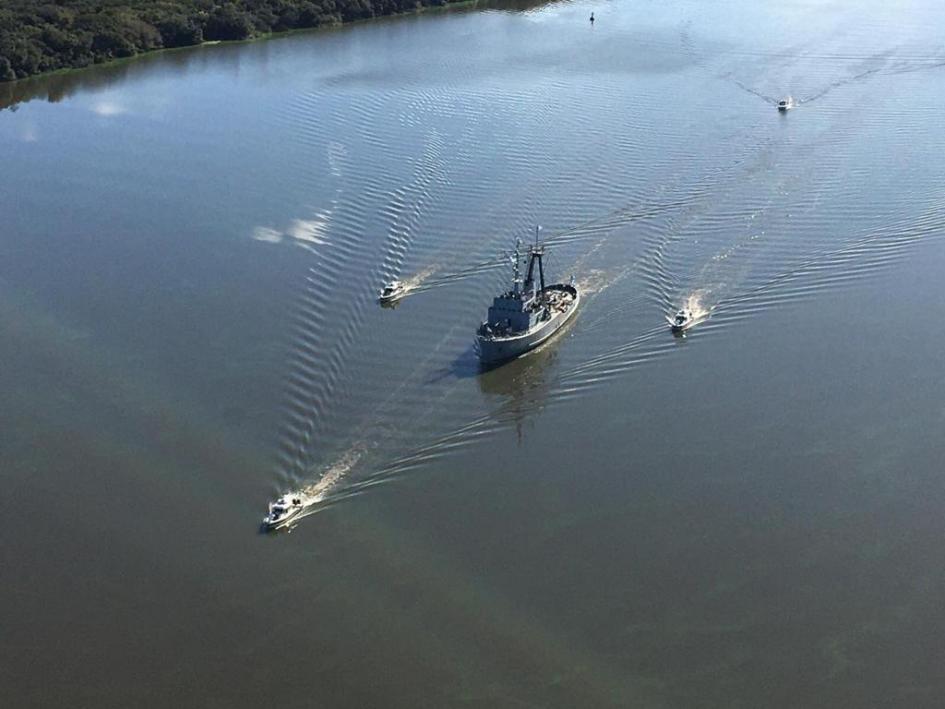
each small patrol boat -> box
[777,96,795,111]
[476,228,579,365]
[263,494,305,530]
[669,308,694,332]
[378,280,406,304]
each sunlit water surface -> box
[3,0,945,706]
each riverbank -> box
[0,0,499,85]
[1,0,543,111]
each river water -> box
[3,0,945,706]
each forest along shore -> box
[0,0,479,83]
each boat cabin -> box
[381,281,402,297]
[482,244,547,335]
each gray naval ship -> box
[476,231,579,365]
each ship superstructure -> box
[476,230,579,365]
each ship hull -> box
[477,285,579,365]
[262,506,303,531]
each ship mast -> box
[511,239,523,296]
[522,225,546,296]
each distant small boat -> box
[669,308,694,332]
[777,96,795,111]
[378,280,406,304]
[263,495,304,530]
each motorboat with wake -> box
[263,494,305,530]
[476,228,579,365]
[777,96,795,112]
[378,280,406,305]
[668,308,694,333]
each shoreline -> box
[0,0,498,90]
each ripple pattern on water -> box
[258,1,945,516]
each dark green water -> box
[4,0,945,706]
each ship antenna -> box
[535,224,541,248]
[512,238,523,295]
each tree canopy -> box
[0,0,461,82]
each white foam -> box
[669,290,712,328]
[299,446,365,505]
[252,226,283,243]
[287,217,330,246]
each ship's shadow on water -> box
[427,343,481,383]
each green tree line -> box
[0,0,464,82]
